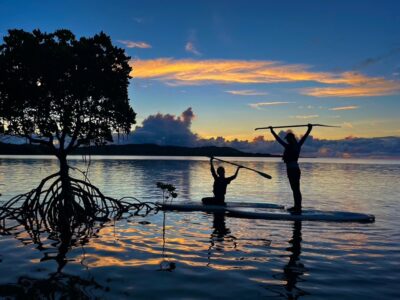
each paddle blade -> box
[257,172,272,179]
[314,124,341,128]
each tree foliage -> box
[0,29,136,155]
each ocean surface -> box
[0,155,399,299]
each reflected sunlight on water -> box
[0,156,399,299]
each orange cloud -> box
[329,105,359,111]
[130,58,400,97]
[303,78,400,97]
[131,58,330,84]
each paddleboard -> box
[227,207,375,223]
[158,201,375,223]
[159,201,284,213]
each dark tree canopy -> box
[0,29,136,156]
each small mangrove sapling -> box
[156,182,178,204]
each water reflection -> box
[0,213,109,298]
[207,212,237,267]
[0,157,399,299]
[283,221,307,299]
[159,212,176,272]
[1,214,100,270]
[212,212,231,238]
[0,272,105,298]
[272,221,308,299]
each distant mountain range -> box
[0,142,277,157]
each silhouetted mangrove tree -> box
[0,29,147,224]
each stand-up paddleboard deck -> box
[227,208,375,223]
[159,201,375,223]
[159,201,285,212]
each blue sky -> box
[1,0,399,140]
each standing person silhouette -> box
[269,124,313,214]
[202,157,241,205]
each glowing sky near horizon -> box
[1,0,399,140]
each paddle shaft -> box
[211,157,272,179]
[255,123,340,130]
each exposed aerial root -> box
[0,172,158,242]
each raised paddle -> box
[255,123,341,130]
[210,156,272,179]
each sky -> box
[1,0,400,141]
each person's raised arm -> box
[270,127,287,147]
[299,124,313,146]
[210,157,217,179]
[227,166,242,181]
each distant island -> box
[0,141,279,157]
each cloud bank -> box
[2,107,399,158]
[119,108,400,158]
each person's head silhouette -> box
[285,132,297,145]
[217,166,225,177]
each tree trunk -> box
[58,153,74,214]
[58,151,88,221]
[59,153,69,179]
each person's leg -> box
[202,197,216,205]
[288,168,302,212]
[214,195,226,205]
[202,196,226,205]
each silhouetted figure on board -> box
[270,124,313,214]
[202,157,241,205]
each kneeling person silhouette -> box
[202,157,241,205]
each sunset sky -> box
[1,0,399,140]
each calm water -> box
[0,156,399,299]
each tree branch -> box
[65,121,82,153]
[24,135,56,151]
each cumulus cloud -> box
[248,101,294,109]
[130,58,400,97]
[111,107,400,158]
[329,106,359,111]
[4,106,398,158]
[226,90,268,96]
[180,106,195,125]
[126,108,197,146]
[118,40,152,49]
